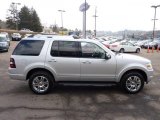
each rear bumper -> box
[8,68,26,81]
[8,73,26,81]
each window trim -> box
[12,40,45,56]
[50,41,79,58]
[79,41,106,59]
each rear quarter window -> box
[13,40,44,56]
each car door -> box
[46,40,80,81]
[80,42,116,82]
[127,42,136,52]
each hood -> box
[116,53,150,64]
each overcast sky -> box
[0,0,160,32]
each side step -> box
[56,81,118,87]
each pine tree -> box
[6,3,18,29]
[19,6,31,30]
[30,9,42,32]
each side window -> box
[51,41,59,56]
[50,41,78,57]
[121,42,127,45]
[13,40,44,56]
[81,42,105,59]
[128,42,133,46]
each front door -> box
[80,42,116,82]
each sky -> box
[0,0,160,32]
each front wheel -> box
[119,48,124,53]
[120,72,144,94]
[29,71,53,94]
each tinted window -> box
[50,41,78,57]
[13,40,44,56]
[81,42,105,59]
[51,41,58,56]
[0,37,7,42]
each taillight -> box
[10,58,16,68]
[104,44,110,48]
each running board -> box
[56,81,117,87]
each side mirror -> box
[105,53,111,59]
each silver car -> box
[0,36,9,52]
[8,36,153,94]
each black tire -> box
[120,72,144,94]
[136,48,140,53]
[29,71,54,94]
[119,48,124,53]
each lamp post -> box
[151,5,160,40]
[12,2,21,30]
[58,10,65,35]
[93,6,98,37]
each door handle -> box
[82,61,91,64]
[48,59,57,62]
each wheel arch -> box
[119,69,147,83]
[26,68,55,82]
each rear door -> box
[46,40,80,81]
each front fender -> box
[116,63,148,82]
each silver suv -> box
[8,36,153,94]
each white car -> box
[110,41,141,53]
[12,33,21,41]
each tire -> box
[29,71,54,94]
[136,48,140,53]
[120,72,144,94]
[119,48,124,53]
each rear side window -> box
[13,40,44,56]
[51,41,78,57]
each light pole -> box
[151,5,160,40]
[93,6,98,37]
[58,10,65,35]
[12,2,21,30]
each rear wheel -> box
[29,71,54,94]
[136,48,140,53]
[120,72,144,94]
[119,48,124,53]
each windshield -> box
[0,37,6,42]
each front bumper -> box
[0,46,9,50]
[146,69,154,83]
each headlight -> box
[146,63,153,70]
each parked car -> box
[12,33,21,41]
[8,37,153,94]
[110,41,141,53]
[149,40,160,49]
[0,36,9,52]
[140,40,152,48]
[143,40,160,49]
[0,33,10,46]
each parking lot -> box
[0,41,160,120]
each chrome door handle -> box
[48,59,57,62]
[82,61,91,64]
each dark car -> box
[0,36,9,52]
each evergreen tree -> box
[30,9,42,32]
[19,6,31,30]
[6,3,18,29]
